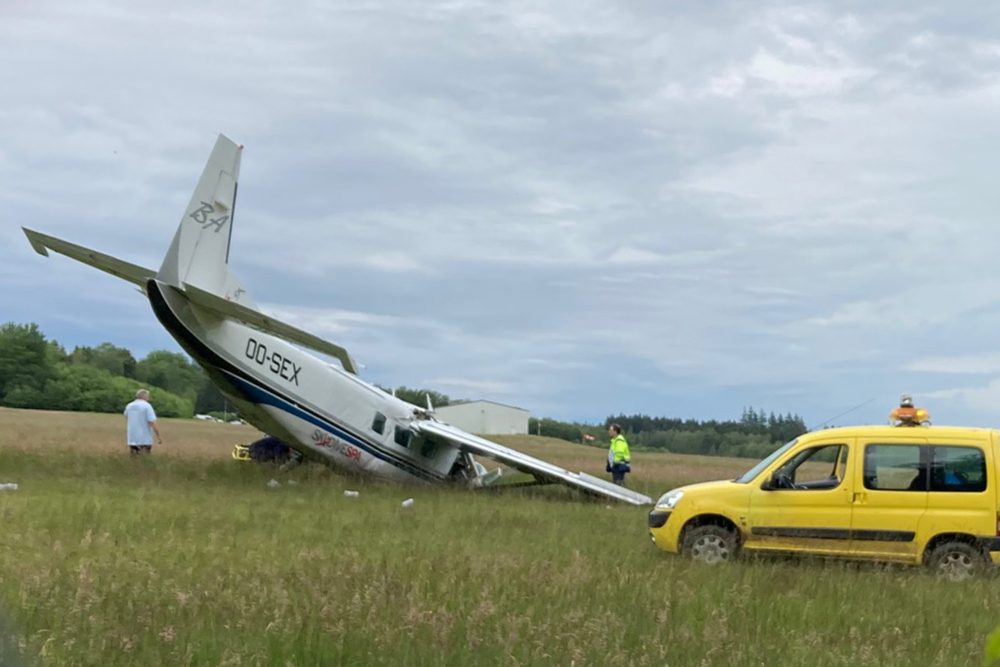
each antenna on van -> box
[812,397,875,430]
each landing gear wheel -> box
[681,525,739,565]
[926,541,985,581]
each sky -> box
[4,1,1000,428]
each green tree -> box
[46,339,67,366]
[195,377,229,414]
[0,322,55,405]
[47,364,192,417]
[383,386,451,409]
[529,417,590,442]
[135,350,203,402]
[69,342,137,378]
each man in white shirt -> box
[124,389,162,454]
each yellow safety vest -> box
[610,434,630,463]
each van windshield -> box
[734,438,798,484]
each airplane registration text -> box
[245,337,301,385]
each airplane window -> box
[420,440,437,458]
[394,425,411,448]
[371,412,386,435]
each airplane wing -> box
[413,420,652,505]
[23,228,156,290]
[180,282,359,375]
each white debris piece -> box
[343,490,359,497]
[401,498,414,508]
[0,483,18,491]
[267,479,281,488]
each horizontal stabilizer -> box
[23,228,155,290]
[413,420,652,505]
[181,282,358,374]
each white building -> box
[435,400,530,435]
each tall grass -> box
[1,409,998,666]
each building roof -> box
[438,399,530,413]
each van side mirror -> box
[763,472,793,490]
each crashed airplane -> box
[23,134,651,506]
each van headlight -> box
[656,489,684,509]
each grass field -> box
[1,407,998,666]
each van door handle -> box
[852,492,866,504]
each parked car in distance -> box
[648,425,1000,580]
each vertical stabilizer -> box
[158,134,242,294]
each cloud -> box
[6,1,1000,428]
[904,355,1000,375]
[924,379,1000,414]
[607,246,669,265]
[363,252,427,273]
[425,378,515,395]
[729,48,875,99]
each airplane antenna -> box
[425,394,435,414]
[812,397,875,430]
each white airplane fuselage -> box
[147,279,461,484]
[23,134,652,505]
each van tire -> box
[681,525,739,565]
[926,541,986,581]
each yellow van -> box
[648,425,1000,579]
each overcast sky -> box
[4,1,1000,428]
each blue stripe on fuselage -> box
[143,279,442,483]
[220,368,442,482]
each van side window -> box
[371,412,386,435]
[929,445,986,493]
[863,445,924,491]
[394,425,411,448]
[769,444,847,490]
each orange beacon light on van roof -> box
[890,394,930,426]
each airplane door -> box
[746,442,854,556]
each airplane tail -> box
[158,134,242,295]
[23,133,357,374]
[24,134,248,300]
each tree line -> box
[0,322,226,418]
[530,407,807,459]
[0,322,461,420]
[0,321,807,458]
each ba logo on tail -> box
[189,201,229,233]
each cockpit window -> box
[371,412,386,435]
[394,425,411,448]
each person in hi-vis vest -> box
[606,423,631,486]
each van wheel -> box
[682,525,738,565]
[926,541,985,581]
